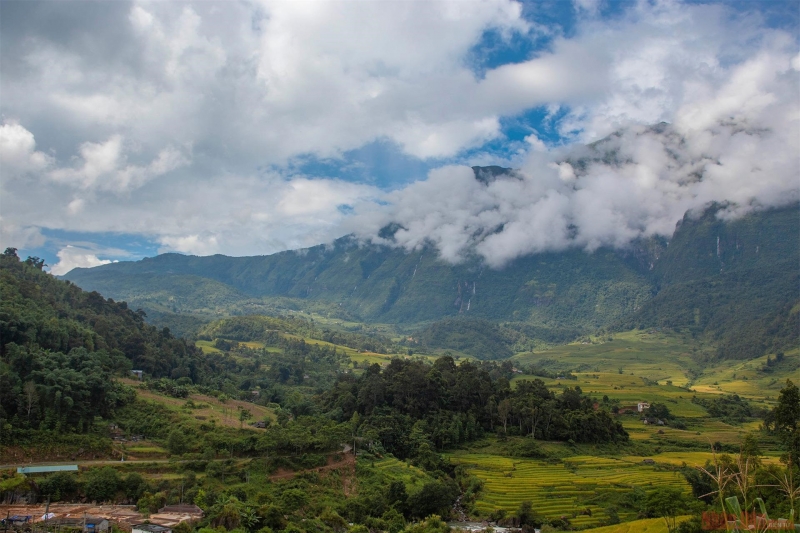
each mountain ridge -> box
[62,176,799,360]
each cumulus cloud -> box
[0,0,797,265]
[49,245,116,275]
[0,121,53,175]
[0,219,46,251]
[48,135,190,193]
[353,49,800,266]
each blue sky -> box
[1,0,798,273]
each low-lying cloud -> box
[353,43,800,266]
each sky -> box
[1,0,798,275]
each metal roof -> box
[17,465,79,474]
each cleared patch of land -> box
[119,378,274,429]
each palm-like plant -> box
[697,445,735,528]
[770,454,799,529]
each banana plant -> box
[724,496,773,533]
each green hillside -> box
[63,184,799,361]
[65,242,653,329]
[619,206,800,359]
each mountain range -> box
[63,168,799,361]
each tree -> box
[516,500,544,527]
[648,402,673,420]
[84,467,121,502]
[23,381,37,423]
[645,486,689,532]
[238,407,252,429]
[498,398,511,435]
[24,256,46,270]
[770,380,800,435]
[167,429,189,455]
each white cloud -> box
[0,0,797,264]
[0,218,46,250]
[158,234,219,256]
[49,245,115,275]
[0,121,53,175]
[48,135,190,193]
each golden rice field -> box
[448,453,691,528]
[580,516,690,533]
[619,451,782,468]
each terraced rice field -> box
[449,453,691,528]
[619,451,782,467]
[360,457,433,491]
[580,516,690,532]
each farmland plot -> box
[449,453,691,527]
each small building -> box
[637,402,650,412]
[157,504,203,517]
[3,516,32,527]
[133,524,172,533]
[46,517,109,533]
[131,370,144,380]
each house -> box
[637,402,650,412]
[46,517,109,533]
[133,524,172,533]
[157,504,203,517]
[131,370,144,380]
[3,516,32,527]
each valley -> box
[1,203,798,533]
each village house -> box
[132,524,172,533]
[45,516,109,533]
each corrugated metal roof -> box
[17,465,79,474]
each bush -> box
[84,467,121,502]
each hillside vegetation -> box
[64,195,799,362]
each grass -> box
[118,378,275,429]
[512,330,700,387]
[196,339,223,354]
[449,453,691,527]
[124,445,167,454]
[363,457,433,492]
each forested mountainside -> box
[0,249,215,431]
[64,239,653,330]
[619,206,800,359]
[63,170,799,361]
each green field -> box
[366,457,434,492]
[449,453,691,527]
[512,330,702,385]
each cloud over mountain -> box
[0,0,797,269]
